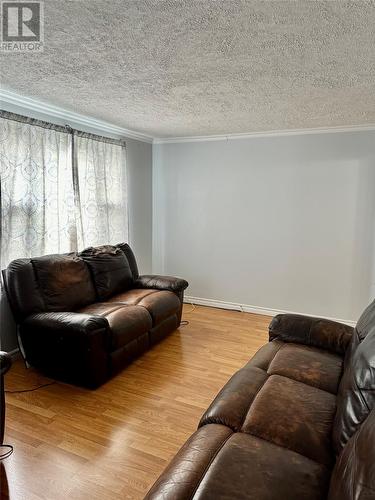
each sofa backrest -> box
[116,242,139,280]
[328,408,375,500]
[332,299,375,455]
[2,243,139,321]
[80,245,133,300]
[32,253,96,312]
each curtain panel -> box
[0,111,128,269]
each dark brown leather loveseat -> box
[146,300,375,499]
[2,243,188,388]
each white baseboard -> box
[184,295,356,327]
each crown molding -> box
[0,89,154,143]
[153,123,375,144]
[2,89,374,145]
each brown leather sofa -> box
[146,301,375,500]
[2,243,188,388]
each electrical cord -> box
[0,445,13,460]
[179,302,196,327]
[183,303,196,314]
[5,381,57,394]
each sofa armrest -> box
[23,311,108,336]
[269,314,353,355]
[0,352,12,377]
[135,274,188,293]
[20,312,110,388]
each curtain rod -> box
[0,110,126,147]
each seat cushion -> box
[200,340,338,466]
[80,245,133,300]
[109,289,180,326]
[267,343,343,394]
[199,365,269,432]
[31,253,96,312]
[145,424,330,500]
[242,375,336,466]
[194,432,330,500]
[78,302,152,350]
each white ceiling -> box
[1,0,375,138]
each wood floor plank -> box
[2,305,270,499]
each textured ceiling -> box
[1,0,375,138]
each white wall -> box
[0,103,153,351]
[153,131,375,323]
[127,138,153,274]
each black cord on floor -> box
[5,381,57,394]
[0,445,13,460]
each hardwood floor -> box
[2,305,270,500]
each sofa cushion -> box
[199,366,269,432]
[78,302,152,350]
[242,374,336,466]
[267,343,343,394]
[109,289,181,326]
[195,432,330,500]
[80,245,133,300]
[332,326,375,455]
[200,341,339,467]
[116,242,139,280]
[145,424,233,500]
[328,408,375,500]
[137,290,181,325]
[31,253,96,312]
[145,424,330,500]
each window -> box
[0,111,128,269]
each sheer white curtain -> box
[74,133,128,249]
[0,112,128,270]
[0,115,76,269]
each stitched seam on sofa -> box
[188,432,233,500]
[84,304,124,316]
[237,431,331,469]
[265,373,337,396]
[199,367,268,431]
[133,289,159,304]
[266,343,288,374]
[266,371,337,395]
[135,304,154,323]
[238,370,270,432]
[236,344,288,431]
[267,347,341,395]
[240,418,333,467]
[232,344,285,430]
[242,374,336,460]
